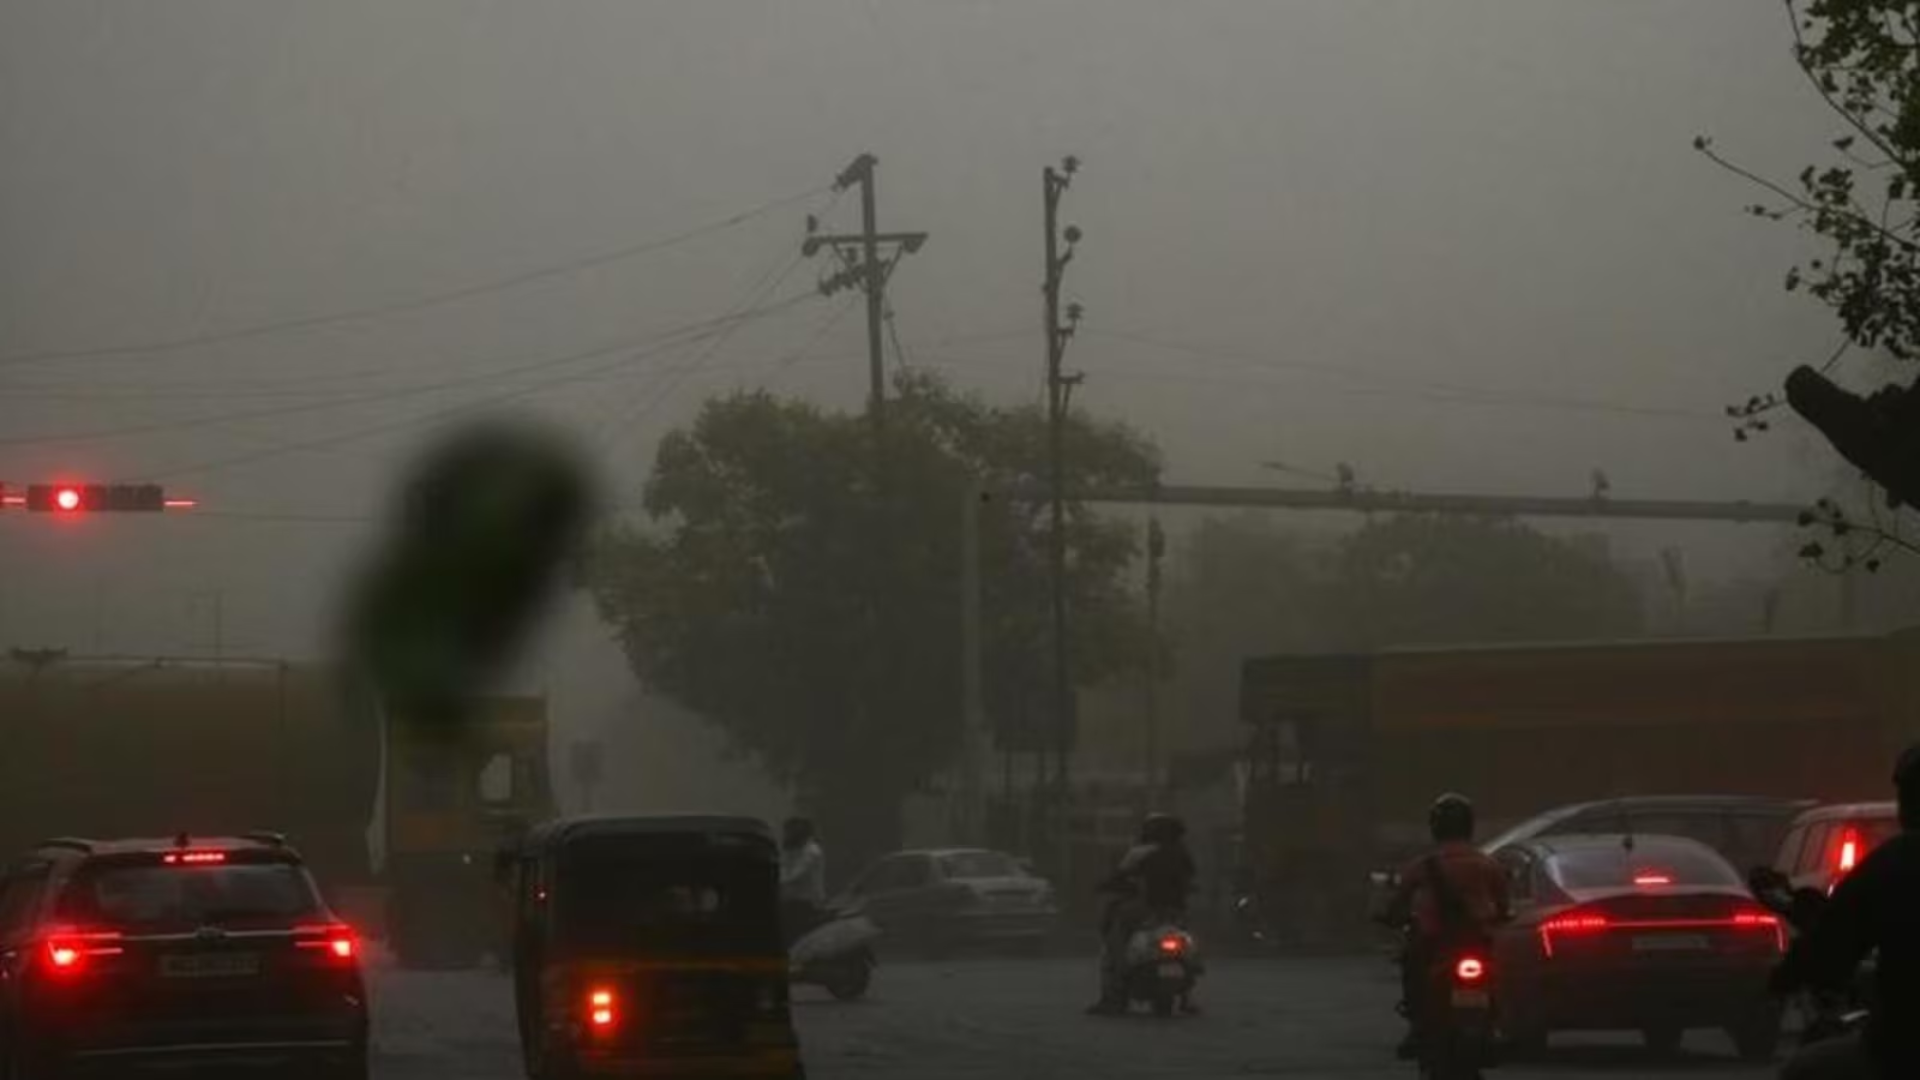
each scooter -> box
[789,901,881,1001]
[1746,868,1871,1061]
[1121,921,1204,1017]
[1414,946,1496,1080]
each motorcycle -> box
[1121,921,1204,1017]
[789,901,881,1001]
[1746,868,1871,1058]
[1412,944,1496,1080]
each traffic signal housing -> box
[10,483,192,513]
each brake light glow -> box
[1454,956,1486,983]
[161,850,227,865]
[588,987,617,1030]
[1632,873,1672,887]
[1837,829,1861,875]
[1539,907,1785,957]
[42,930,124,973]
[1158,935,1184,955]
[294,924,358,962]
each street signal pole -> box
[1042,156,1083,795]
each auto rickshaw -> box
[501,815,804,1079]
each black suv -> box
[0,833,368,1078]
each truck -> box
[0,653,551,967]
[1235,630,1920,944]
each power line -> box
[0,294,815,449]
[0,185,826,368]
[125,292,820,482]
[1083,329,1720,421]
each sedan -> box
[1488,833,1784,1060]
[838,848,1058,957]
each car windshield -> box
[553,850,778,954]
[1548,843,1741,891]
[939,852,1021,879]
[57,861,322,931]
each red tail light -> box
[1836,829,1860,875]
[161,851,227,866]
[587,987,617,1031]
[1632,873,1672,887]
[294,924,358,962]
[1538,910,1609,958]
[41,929,124,974]
[1454,956,1487,983]
[1158,935,1184,955]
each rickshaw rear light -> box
[1454,956,1487,983]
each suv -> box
[1479,795,1816,876]
[0,834,368,1079]
[1773,801,1901,895]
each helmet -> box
[1429,793,1475,842]
[1141,813,1186,845]
[1895,744,1920,789]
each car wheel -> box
[1640,1025,1683,1056]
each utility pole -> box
[1042,155,1084,798]
[1143,515,1165,799]
[959,481,987,843]
[803,154,929,431]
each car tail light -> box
[1632,873,1672,887]
[1732,907,1786,951]
[161,850,227,866]
[587,987,617,1031]
[41,929,124,974]
[1453,956,1487,983]
[1538,910,1609,958]
[1836,829,1861,876]
[1158,934,1185,955]
[294,924,358,962]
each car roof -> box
[31,834,291,858]
[1515,832,1727,861]
[1790,801,1898,825]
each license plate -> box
[1633,933,1708,953]
[1450,988,1491,1009]
[1156,962,1184,978]
[161,952,260,978]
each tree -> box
[1701,0,1920,540]
[1323,514,1644,648]
[586,372,1158,862]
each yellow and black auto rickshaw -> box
[502,815,803,1079]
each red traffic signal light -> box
[5,483,195,513]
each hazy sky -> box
[0,1,1854,684]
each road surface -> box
[370,954,1781,1079]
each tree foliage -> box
[1703,0,1920,517]
[586,372,1158,856]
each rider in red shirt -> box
[1379,793,1511,1059]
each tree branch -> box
[1785,0,1911,170]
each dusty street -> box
[370,954,1781,1079]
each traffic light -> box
[1,483,196,513]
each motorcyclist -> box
[1087,812,1198,1016]
[1771,744,1920,1080]
[779,816,827,943]
[1378,793,1511,1061]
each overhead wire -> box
[0,294,815,449]
[0,184,826,368]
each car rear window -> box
[1547,843,1740,891]
[938,852,1019,879]
[57,861,323,931]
